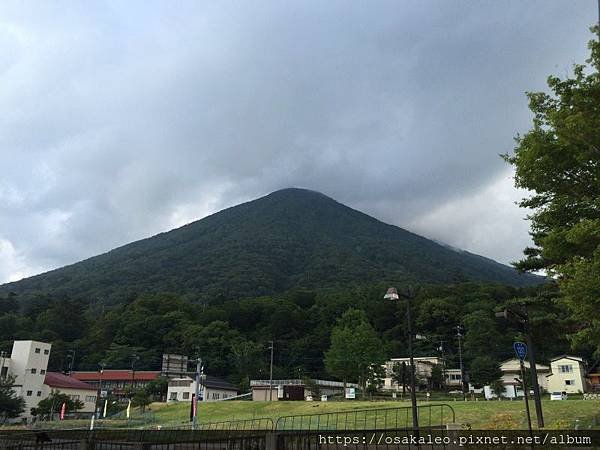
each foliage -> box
[324,309,385,389]
[33,390,84,417]
[490,379,506,399]
[0,189,540,306]
[503,27,600,355]
[468,356,502,389]
[0,376,25,424]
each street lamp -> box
[384,287,419,431]
[495,306,544,428]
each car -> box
[550,391,567,400]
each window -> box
[212,392,220,400]
[37,391,42,397]
[182,392,189,399]
[558,365,573,373]
[565,380,576,386]
[44,349,49,355]
[85,396,96,402]
[70,394,80,401]
[40,369,46,375]
[35,348,41,354]
[169,392,177,400]
[26,391,32,396]
[30,368,37,374]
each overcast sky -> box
[0,1,596,283]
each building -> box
[72,370,161,401]
[546,355,588,394]
[587,360,600,392]
[2,340,52,420]
[167,375,238,402]
[481,359,550,399]
[383,357,443,391]
[250,379,358,401]
[43,372,97,416]
[444,369,463,389]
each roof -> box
[169,375,238,391]
[44,372,97,391]
[203,375,237,391]
[550,355,585,363]
[72,370,160,381]
[499,358,550,372]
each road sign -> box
[513,341,527,361]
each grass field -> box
[8,399,597,431]
[146,399,600,430]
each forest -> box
[0,280,587,392]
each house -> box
[250,379,359,401]
[546,355,588,394]
[167,375,238,402]
[72,370,161,401]
[587,360,600,392]
[499,358,550,398]
[1,340,52,421]
[43,372,97,417]
[383,357,442,391]
[444,369,463,389]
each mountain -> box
[0,188,541,302]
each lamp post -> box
[496,306,544,428]
[384,287,419,431]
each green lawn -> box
[10,399,597,431]
[147,399,599,430]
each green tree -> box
[503,26,600,355]
[33,390,84,418]
[391,362,407,395]
[0,376,25,424]
[324,309,385,392]
[468,356,502,389]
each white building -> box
[167,375,238,402]
[4,340,52,419]
[1,340,97,422]
[383,357,442,390]
[482,359,550,400]
[250,379,358,401]
[546,355,588,394]
[42,372,97,416]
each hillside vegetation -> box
[0,188,540,304]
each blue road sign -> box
[513,342,527,361]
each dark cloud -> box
[0,0,596,282]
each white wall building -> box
[546,355,588,394]
[167,375,238,403]
[383,357,442,390]
[5,340,52,419]
[42,372,98,416]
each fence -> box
[0,404,455,450]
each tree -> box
[33,390,84,418]
[490,379,506,399]
[467,356,502,389]
[503,26,600,355]
[324,309,385,392]
[0,376,25,424]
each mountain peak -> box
[0,190,542,302]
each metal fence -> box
[0,404,455,449]
[276,404,455,431]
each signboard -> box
[345,388,356,399]
[513,342,527,361]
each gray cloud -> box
[0,0,596,282]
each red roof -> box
[44,372,97,391]
[72,370,160,382]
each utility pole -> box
[268,341,274,401]
[192,356,202,430]
[455,325,466,401]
